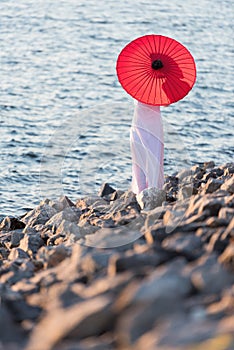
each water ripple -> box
[0,0,233,215]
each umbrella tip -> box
[152,59,163,70]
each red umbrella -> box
[116,34,196,106]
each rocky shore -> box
[0,161,234,350]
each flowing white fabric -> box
[130,101,164,194]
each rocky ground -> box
[0,161,234,350]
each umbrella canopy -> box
[116,34,196,106]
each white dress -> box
[130,101,164,194]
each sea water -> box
[0,0,233,215]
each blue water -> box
[0,0,233,216]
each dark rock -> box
[76,196,106,210]
[194,171,205,181]
[213,167,224,177]
[163,208,185,227]
[221,176,234,194]
[198,197,224,216]
[10,229,25,247]
[1,229,24,250]
[177,168,193,181]
[4,297,42,322]
[0,260,35,285]
[202,178,223,194]
[185,254,234,294]
[185,210,210,225]
[55,247,97,284]
[112,207,140,225]
[46,233,66,246]
[195,227,216,243]
[224,193,234,207]
[104,190,118,201]
[202,172,217,182]
[206,290,234,319]
[52,337,114,350]
[59,195,75,207]
[185,193,226,219]
[30,270,59,289]
[168,221,209,235]
[206,229,229,255]
[98,183,116,197]
[222,217,234,238]
[81,217,144,249]
[152,243,182,262]
[25,296,112,350]
[224,165,234,175]
[0,231,11,248]
[163,174,179,189]
[91,251,113,270]
[166,191,177,202]
[123,259,191,305]
[205,216,228,228]
[77,220,99,237]
[19,233,44,256]
[56,220,82,240]
[49,195,75,212]
[0,303,25,344]
[144,206,167,228]
[116,298,184,347]
[58,286,84,309]
[166,177,178,187]
[202,168,224,182]
[219,243,234,270]
[11,280,39,296]
[110,252,167,274]
[177,185,193,200]
[135,313,220,349]
[218,207,234,221]
[8,247,30,260]
[162,233,203,261]
[204,161,215,169]
[108,189,140,214]
[191,164,205,174]
[144,222,167,243]
[45,207,81,228]
[22,204,57,227]
[0,216,25,231]
[0,247,9,259]
[36,245,70,268]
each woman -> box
[130,101,164,194]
